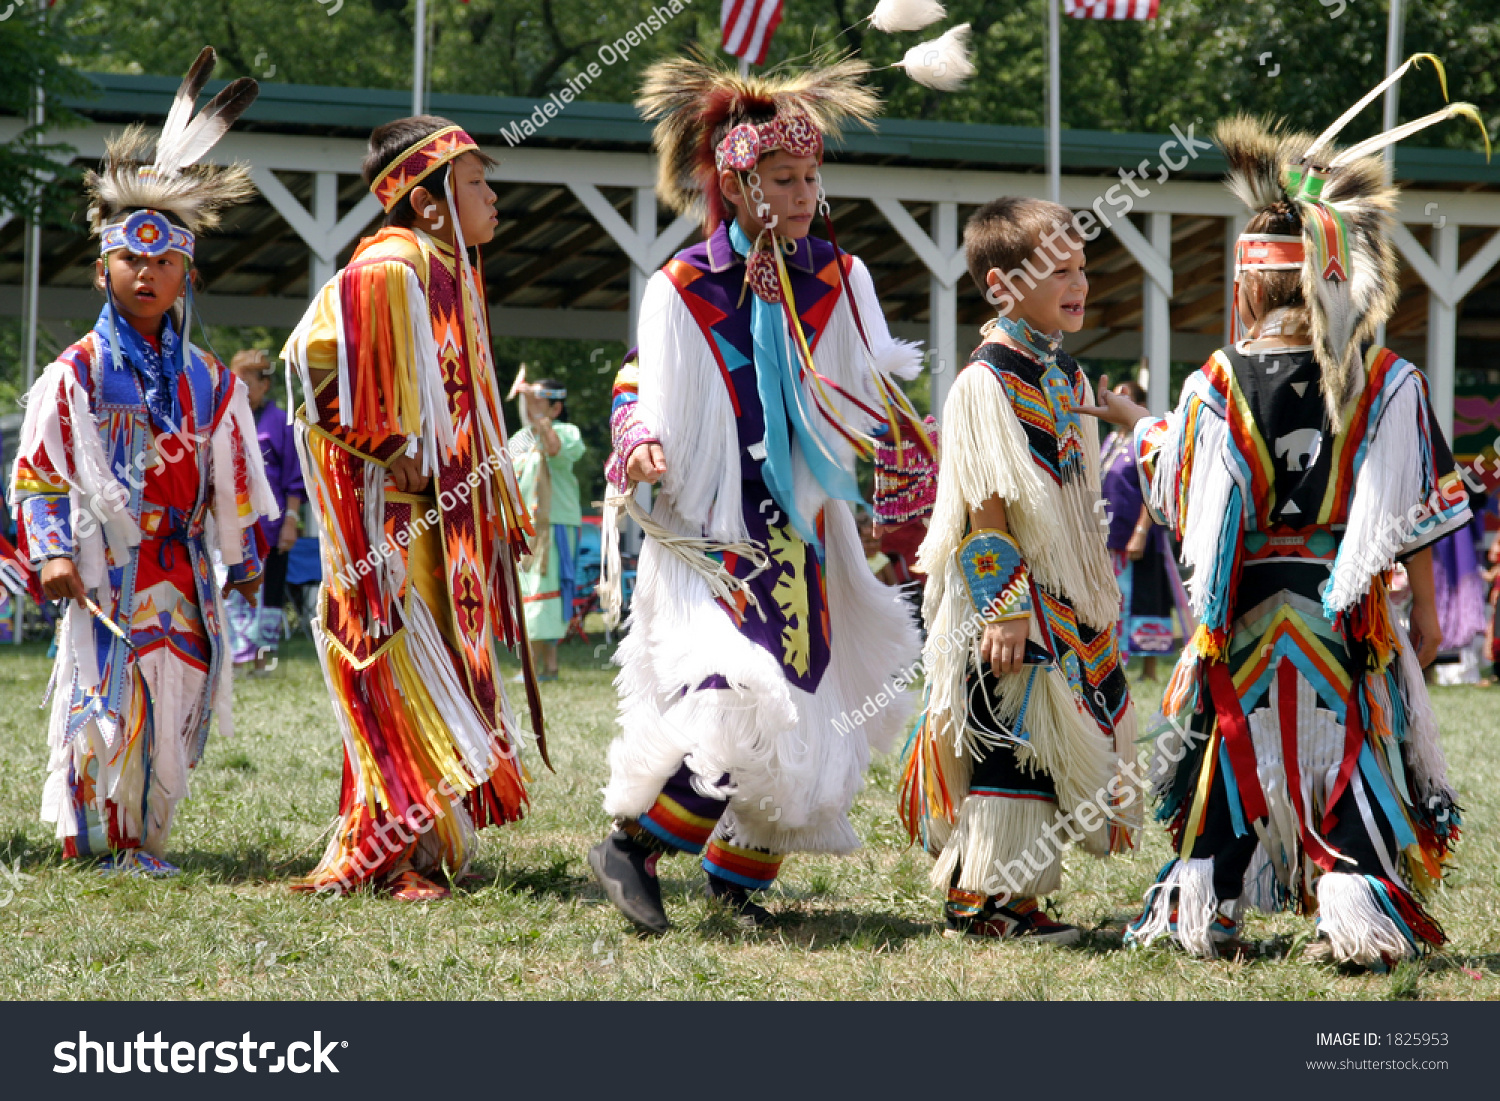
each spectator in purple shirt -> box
[227,349,305,674]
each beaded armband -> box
[605,409,659,494]
[957,529,1032,622]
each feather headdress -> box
[637,54,880,228]
[1218,54,1490,425]
[85,47,258,242]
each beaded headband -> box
[369,124,482,213]
[715,109,823,173]
[99,209,195,260]
[1234,233,1305,274]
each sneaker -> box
[705,873,773,928]
[98,851,180,878]
[589,829,670,935]
[944,898,1081,944]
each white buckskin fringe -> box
[1316,872,1417,965]
[976,664,1121,856]
[1390,598,1458,808]
[604,497,919,855]
[919,363,1119,630]
[931,794,1063,898]
[14,357,140,588]
[1130,857,1219,957]
[1326,370,1423,613]
[1175,415,1238,620]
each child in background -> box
[512,376,586,681]
[225,348,304,675]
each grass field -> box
[0,634,1496,1001]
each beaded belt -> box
[139,501,207,540]
[1241,525,1341,563]
[139,502,208,570]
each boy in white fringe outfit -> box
[901,198,1139,943]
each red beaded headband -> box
[369,125,482,213]
[715,109,823,173]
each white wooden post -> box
[1224,214,1247,347]
[630,186,655,347]
[1426,221,1459,439]
[310,171,339,293]
[1140,213,1173,416]
[929,201,959,419]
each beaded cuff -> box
[605,404,659,493]
[21,495,72,562]
[957,529,1031,622]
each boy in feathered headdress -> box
[901,198,1139,944]
[8,49,274,875]
[283,115,544,902]
[1085,57,1483,967]
[589,54,938,932]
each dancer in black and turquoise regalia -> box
[1085,57,1483,967]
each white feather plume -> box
[870,0,947,33]
[898,24,974,92]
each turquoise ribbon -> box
[729,220,861,548]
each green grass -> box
[0,636,1497,1000]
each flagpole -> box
[1047,0,1061,203]
[1375,0,1403,348]
[1382,0,1404,177]
[413,0,427,115]
[22,0,47,393]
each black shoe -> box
[589,830,670,935]
[705,873,774,928]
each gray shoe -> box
[589,830,670,935]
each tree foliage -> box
[54,0,1497,152]
[0,5,92,225]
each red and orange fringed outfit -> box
[284,224,541,893]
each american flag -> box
[1064,0,1160,18]
[721,0,784,67]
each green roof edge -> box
[51,71,1500,184]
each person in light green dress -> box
[514,378,585,679]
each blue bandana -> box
[94,297,185,435]
[993,313,1063,367]
[729,221,861,548]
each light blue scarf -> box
[730,220,861,548]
